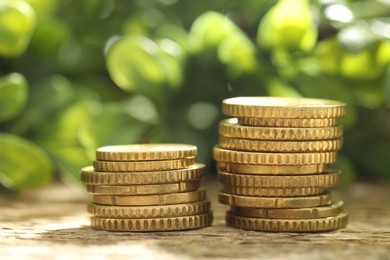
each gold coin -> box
[94,190,206,206]
[219,136,343,153]
[214,147,337,165]
[86,182,200,195]
[80,164,205,185]
[91,212,213,231]
[96,144,197,161]
[224,186,325,197]
[238,117,338,128]
[219,119,343,140]
[218,163,329,175]
[218,171,340,188]
[222,97,346,118]
[93,158,195,172]
[219,192,332,208]
[88,201,211,218]
[226,212,348,232]
[231,201,344,219]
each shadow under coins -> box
[32,223,377,259]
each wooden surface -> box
[1,177,389,260]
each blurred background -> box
[0,0,390,192]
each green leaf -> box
[23,0,59,19]
[271,49,298,79]
[155,38,185,89]
[45,144,90,183]
[37,100,97,182]
[265,78,302,98]
[217,33,259,77]
[316,37,390,80]
[154,24,189,51]
[340,41,390,80]
[257,0,317,52]
[189,11,241,53]
[30,18,70,56]
[0,73,28,123]
[41,100,98,144]
[8,75,74,135]
[106,35,165,96]
[0,0,36,57]
[314,38,342,76]
[122,9,164,35]
[0,133,52,191]
[122,95,159,124]
[78,102,151,155]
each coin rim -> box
[238,117,338,128]
[226,212,348,232]
[230,201,344,219]
[218,171,341,188]
[96,144,197,161]
[86,181,200,195]
[93,158,195,172]
[217,162,329,175]
[80,164,205,185]
[90,212,213,231]
[222,97,346,119]
[218,191,332,208]
[219,119,343,141]
[219,136,343,153]
[93,190,206,206]
[223,186,325,197]
[214,147,337,165]
[88,201,211,218]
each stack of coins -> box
[80,144,213,232]
[214,97,348,232]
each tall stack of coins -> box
[214,97,348,232]
[81,144,213,232]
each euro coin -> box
[218,171,340,188]
[219,136,343,153]
[238,117,338,128]
[214,147,337,165]
[88,201,211,218]
[219,119,343,140]
[81,164,205,185]
[226,212,348,232]
[91,212,213,231]
[222,97,346,118]
[93,158,195,172]
[94,190,206,206]
[224,186,325,197]
[218,163,329,175]
[86,181,200,195]
[219,192,332,208]
[230,201,344,219]
[96,144,197,161]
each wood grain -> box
[0,178,389,260]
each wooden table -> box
[1,178,389,259]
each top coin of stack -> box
[81,144,213,232]
[214,97,348,232]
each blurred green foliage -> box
[1,0,390,191]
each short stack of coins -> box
[80,144,213,232]
[214,97,348,232]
